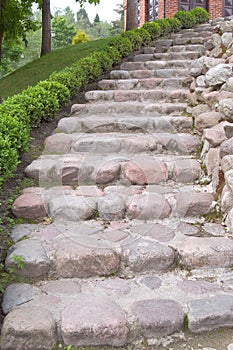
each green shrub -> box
[72,30,89,45]
[0,112,30,152]
[155,18,172,36]
[78,56,102,82]
[174,10,196,29]
[165,17,182,32]
[90,51,113,72]
[21,86,59,124]
[122,30,143,50]
[49,68,83,95]
[108,36,133,58]
[0,135,19,186]
[0,95,30,123]
[37,80,70,107]
[102,46,122,64]
[142,22,161,41]
[190,7,209,24]
[132,27,151,46]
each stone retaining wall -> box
[188,18,233,232]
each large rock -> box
[98,193,125,221]
[2,284,42,314]
[218,98,233,122]
[44,133,73,154]
[53,237,120,278]
[188,295,233,333]
[126,192,171,220]
[190,57,224,77]
[175,191,214,217]
[48,196,97,221]
[222,32,233,47]
[124,159,168,185]
[5,240,50,278]
[195,111,223,132]
[203,122,228,147]
[172,236,233,269]
[225,169,233,192]
[12,193,47,220]
[61,295,128,347]
[222,77,233,92]
[1,306,56,350]
[122,238,175,273]
[205,64,233,87]
[132,299,184,337]
[221,185,233,213]
[220,137,233,157]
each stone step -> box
[24,152,201,188]
[124,58,193,67]
[110,67,190,79]
[171,30,212,39]
[85,88,189,103]
[2,263,233,350]
[71,101,188,116]
[99,76,193,90]
[8,182,217,277]
[153,51,201,60]
[57,114,193,134]
[173,36,211,45]
[144,44,204,54]
[46,132,199,155]
[11,184,214,225]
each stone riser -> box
[57,115,193,134]
[134,52,200,61]
[130,58,193,66]
[71,101,188,116]
[99,77,193,90]
[38,131,199,157]
[85,88,189,103]
[110,68,190,79]
[2,270,233,350]
[144,44,204,54]
[24,152,201,189]
[12,183,214,224]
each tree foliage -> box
[52,16,76,48]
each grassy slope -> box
[0,37,113,99]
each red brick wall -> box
[208,0,222,19]
[164,1,179,18]
[124,0,224,29]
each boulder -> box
[205,64,233,87]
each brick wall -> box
[124,0,224,29]
[163,1,179,18]
[208,0,222,19]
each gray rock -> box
[172,236,233,269]
[61,295,128,347]
[212,33,222,47]
[1,306,56,350]
[220,137,233,157]
[132,299,184,337]
[98,193,125,221]
[130,223,175,242]
[140,276,162,290]
[122,238,175,273]
[225,169,233,192]
[5,240,50,278]
[222,77,233,92]
[10,224,38,243]
[224,123,233,138]
[195,111,223,132]
[221,155,233,172]
[203,223,226,236]
[221,185,233,213]
[48,196,97,221]
[210,46,223,58]
[227,343,233,350]
[175,191,214,217]
[218,98,233,122]
[226,208,233,232]
[126,192,171,220]
[2,284,42,314]
[205,64,233,87]
[196,75,206,88]
[203,122,228,147]
[222,32,233,47]
[53,237,120,278]
[188,295,233,332]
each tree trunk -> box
[0,0,5,63]
[126,0,138,31]
[40,0,51,56]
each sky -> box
[49,0,122,22]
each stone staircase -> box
[2,24,233,350]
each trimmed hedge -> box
[190,7,210,24]
[0,9,208,187]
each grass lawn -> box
[0,37,113,100]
